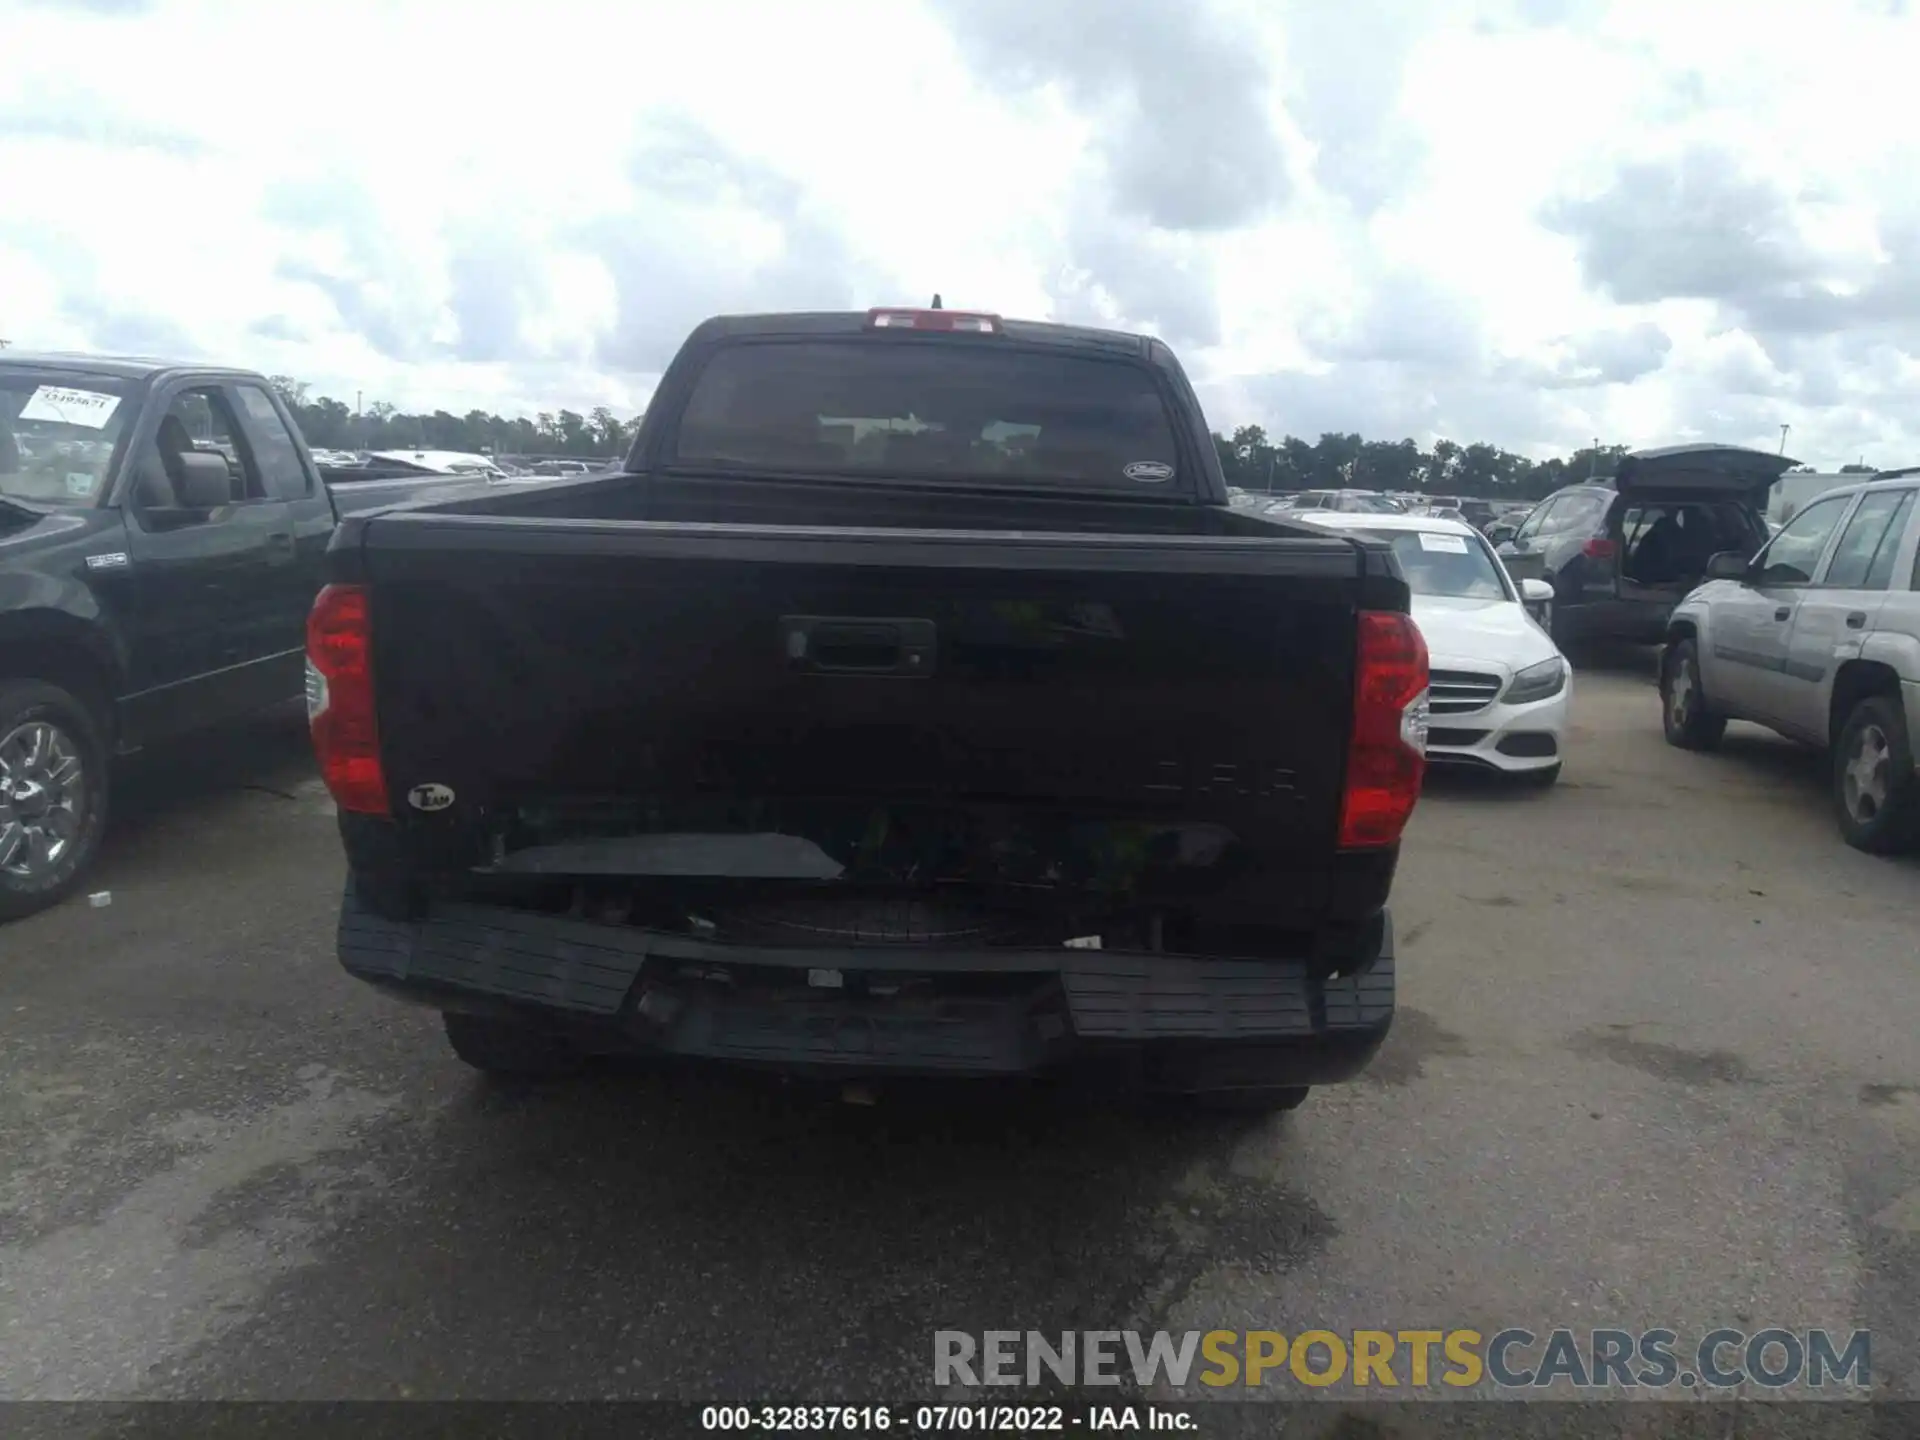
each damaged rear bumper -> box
[336,882,1395,1092]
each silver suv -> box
[1659,472,1920,852]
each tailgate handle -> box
[783,616,936,677]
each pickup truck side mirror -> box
[1486,522,1516,545]
[172,451,237,509]
[1705,550,1751,583]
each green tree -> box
[588,406,626,455]
[1557,443,1625,483]
[1308,432,1362,488]
[555,409,590,455]
[1356,439,1422,493]
[264,383,637,461]
[1227,424,1273,489]
[1212,433,1243,486]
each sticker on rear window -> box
[1124,461,1174,484]
[1418,532,1470,553]
[19,386,121,429]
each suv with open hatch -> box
[1495,445,1789,647]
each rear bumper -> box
[336,883,1395,1092]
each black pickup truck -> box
[316,308,1430,1110]
[0,353,506,920]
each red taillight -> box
[1582,537,1617,560]
[865,307,1002,334]
[306,583,388,815]
[1338,611,1430,849]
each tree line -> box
[267,378,643,459]
[1213,427,1871,499]
[1213,427,1636,502]
[265,380,1847,494]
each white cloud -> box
[3,0,1920,465]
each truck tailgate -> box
[351,514,1372,930]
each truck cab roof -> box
[0,352,267,385]
[684,311,1164,360]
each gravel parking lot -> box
[4,657,1918,1408]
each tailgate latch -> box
[781,616,937,678]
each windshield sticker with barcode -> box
[1123,461,1174,483]
[1418,532,1470,553]
[19,386,121,429]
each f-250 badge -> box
[407,783,456,812]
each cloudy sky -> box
[3,0,1917,466]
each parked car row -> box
[1227,487,1539,538]
[1228,487,1407,517]
[310,449,613,479]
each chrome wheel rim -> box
[0,720,86,882]
[1843,723,1891,825]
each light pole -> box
[1778,423,1790,456]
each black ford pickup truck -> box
[0,353,509,920]
[316,308,1430,1110]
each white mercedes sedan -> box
[1291,511,1573,785]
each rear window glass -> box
[1546,492,1609,534]
[673,340,1182,492]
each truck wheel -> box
[1660,640,1725,751]
[0,680,110,923]
[1192,1085,1310,1116]
[1833,696,1920,855]
[442,1012,584,1078]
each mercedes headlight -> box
[1504,656,1568,704]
